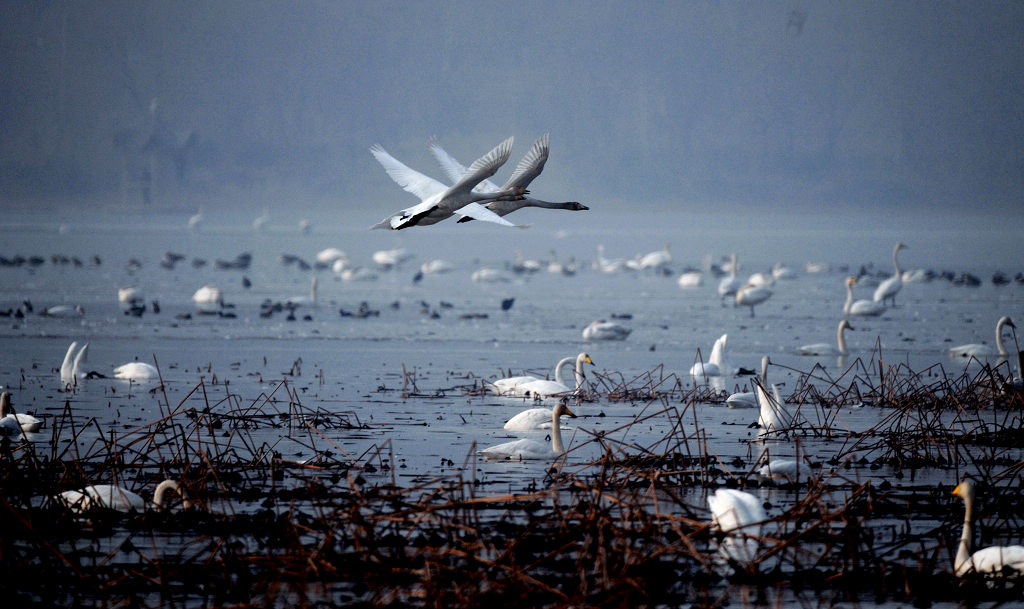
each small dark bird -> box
[501,298,515,311]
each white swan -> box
[372,248,413,269]
[503,406,568,431]
[370,137,526,230]
[480,402,576,459]
[41,304,84,317]
[843,277,886,317]
[514,353,594,399]
[677,270,702,288]
[718,254,742,303]
[755,459,803,484]
[736,284,772,317]
[187,208,203,230]
[471,267,509,283]
[113,362,159,381]
[726,355,770,409]
[771,262,797,280]
[582,320,631,341]
[57,479,190,513]
[192,285,223,313]
[799,319,853,356]
[952,479,1024,577]
[488,353,590,395]
[690,333,734,377]
[708,488,767,565]
[285,277,318,307]
[756,377,794,437]
[60,341,89,386]
[947,316,1016,358]
[429,134,588,224]
[595,244,626,274]
[0,392,43,434]
[252,206,270,230]
[639,243,671,271]
[420,259,455,274]
[873,242,907,305]
[316,247,347,265]
[118,287,145,309]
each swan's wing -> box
[447,137,514,195]
[369,144,447,201]
[428,140,501,193]
[453,203,520,227]
[501,133,549,191]
[371,193,447,230]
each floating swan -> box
[372,248,413,269]
[514,353,594,399]
[113,362,159,381]
[736,283,772,317]
[41,304,84,317]
[952,479,1024,577]
[285,277,318,307]
[690,333,734,377]
[60,341,89,386]
[582,320,631,341]
[316,247,347,265]
[726,355,770,409]
[708,488,767,565]
[756,377,794,437]
[947,315,1015,358]
[420,259,455,274]
[676,270,702,288]
[843,277,886,317]
[0,392,43,434]
[873,242,907,306]
[57,479,190,513]
[799,319,853,356]
[755,459,803,484]
[595,244,626,274]
[488,353,590,395]
[718,254,742,303]
[504,406,566,431]
[480,402,576,460]
[639,243,671,271]
[429,134,588,224]
[370,137,526,230]
[771,262,797,280]
[192,285,223,313]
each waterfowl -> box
[514,353,594,399]
[113,362,159,381]
[285,277,318,307]
[708,488,767,565]
[799,319,853,356]
[756,378,794,437]
[582,320,631,341]
[480,402,576,459]
[873,242,907,306]
[736,284,772,317]
[639,243,671,272]
[843,277,886,317]
[488,353,589,396]
[41,305,85,317]
[60,341,89,385]
[690,334,734,377]
[57,479,190,513]
[192,285,223,313]
[947,316,1015,358]
[952,479,1024,577]
[718,254,742,303]
[726,355,770,409]
[0,392,43,433]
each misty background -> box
[2,1,1022,220]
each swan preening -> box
[708,488,767,565]
[952,479,1024,577]
[1,392,43,434]
[489,353,594,399]
[370,137,527,230]
[873,242,907,306]
[798,319,853,356]
[947,315,1016,358]
[843,277,886,317]
[481,402,576,460]
[690,334,734,378]
[582,320,632,341]
[56,479,190,513]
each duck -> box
[952,479,1024,577]
[798,319,853,356]
[726,355,770,409]
[0,392,43,433]
[708,488,767,565]
[735,283,772,317]
[843,277,886,317]
[480,402,576,460]
[873,242,907,306]
[56,479,190,513]
[946,316,1015,358]
[113,362,159,381]
[582,320,631,341]
[690,333,734,377]
[514,353,595,399]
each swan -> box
[0,392,43,433]
[429,134,588,224]
[873,242,907,305]
[677,270,702,288]
[736,283,772,317]
[595,245,626,274]
[718,254,742,303]
[947,316,1015,358]
[488,353,588,395]
[60,341,89,385]
[639,243,671,271]
[113,362,159,381]
[471,267,509,282]
[952,479,1024,577]
[420,259,455,274]
[372,248,413,269]
[41,304,84,317]
[503,406,570,431]
[316,247,347,265]
[755,459,803,484]
[252,206,270,230]
[480,402,576,460]
[843,277,886,317]
[285,277,318,307]
[187,208,203,230]
[690,334,734,377]
[746,271,774,287]
[514,353,594,399]
[726,355,770,409]
[799,319,853,356]
[708,488,767,565]
[192,285,223,313]
[582,320,631,341]
[756,378,794,437]
[370,137,527,230]
[57,479,190,513]
[118,287,145,309]
[771,262,797,280]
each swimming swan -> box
[726,355,770,409]
[488,353,591,395]
[756,377,795,437]
[1,392,43,433]
[708,488,767,565]
[60,341,89,385]
[799,319,853,356]
[843,277,886,317]
[690,333,734,377]
[481,402,576,459]
[113,362,159,381]
[582,320,631,341]
[370,137,526,230]
[873,242,907,306]
[947,316,1015,358]
[952,479,1024,577]
[57,479,190,513]
[718,253,742,303]
[514,353,595,399]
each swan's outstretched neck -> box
[837,320,852,355]
[996,316,1015,356]
[953,480,975,576]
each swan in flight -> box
[947,316,1015,358]
[843,277,886,317]
[370,137,527,230]
[708,488,767,565]
[514,353,595,399]
[429,134,588,224]
[113,362,159,381]
[873,242,907,306]
[480,402,576,460]
[726,355,770,409]
[1,392,43,434]
[799,319,853,356]
[56,479,190,513]
[952,479,1024,577]
[582,320,631,341]
[690,333,734,377]
[736,283,772,317]
[60,341,89,386]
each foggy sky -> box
[2,1,1022,215]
